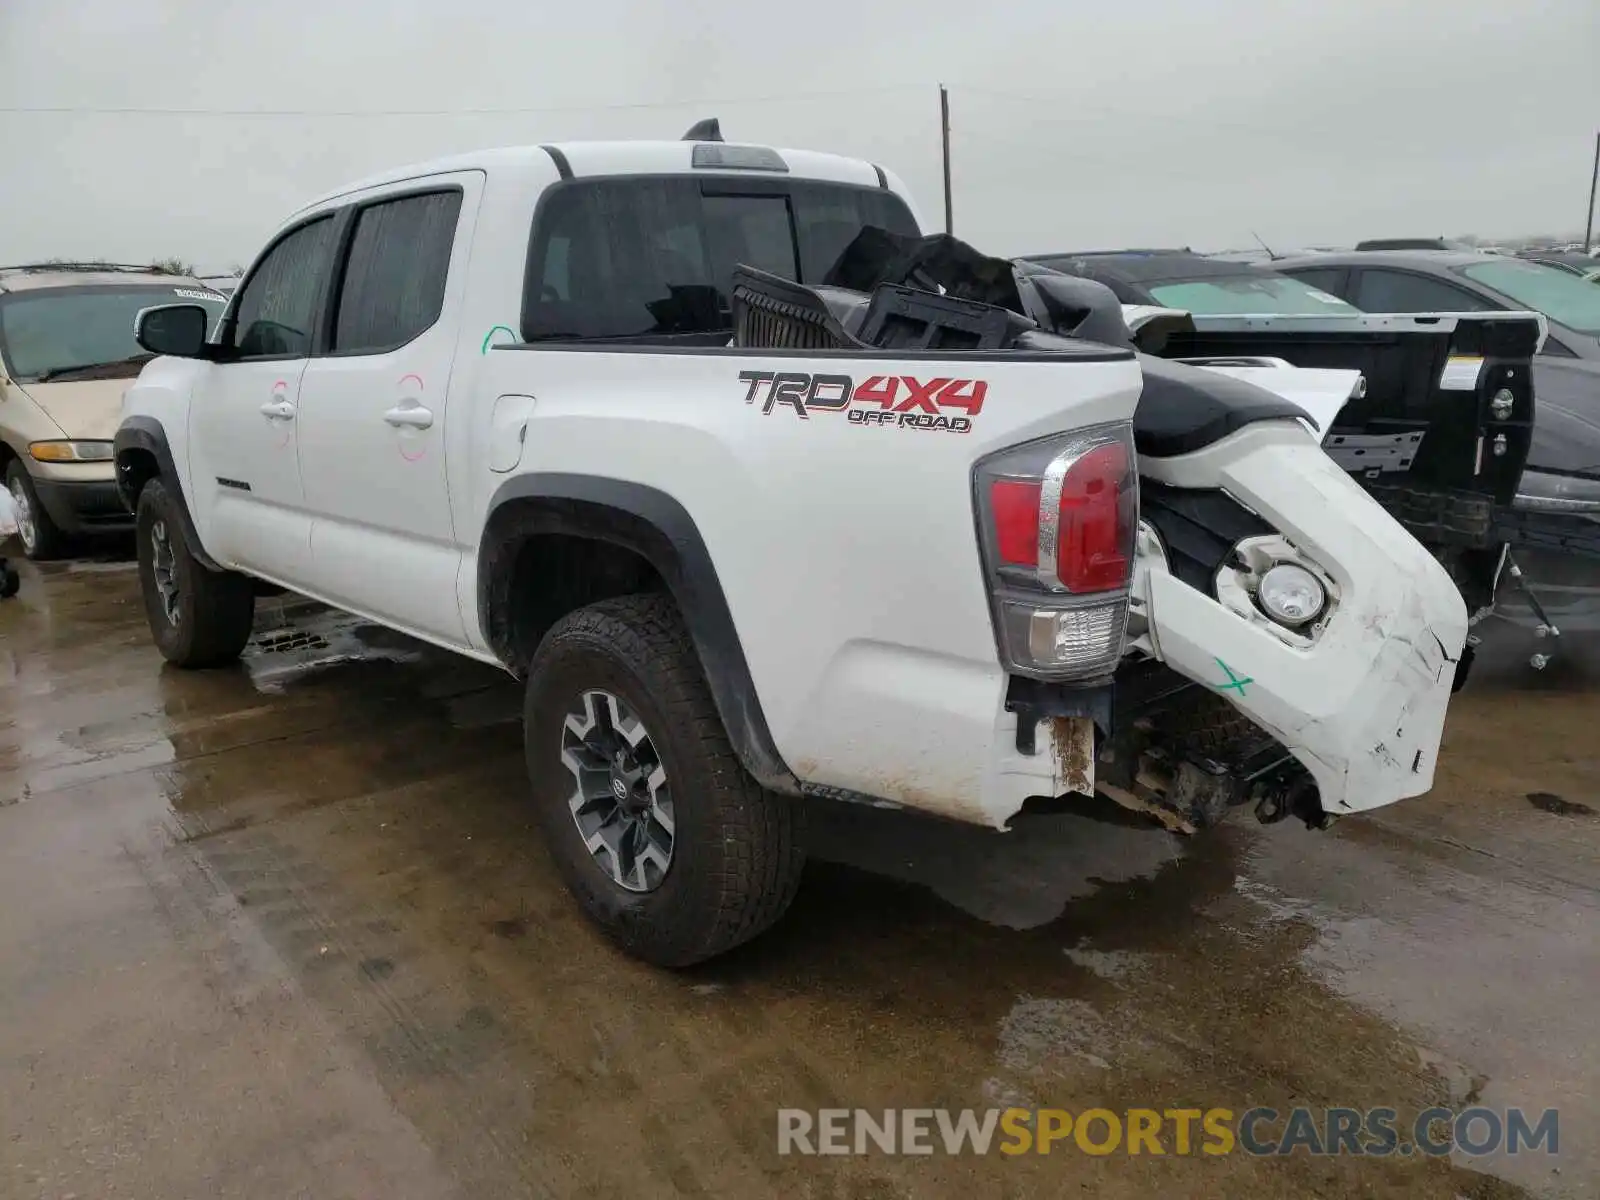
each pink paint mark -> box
[271,379,289,395]
[397,373,425,392]
[399,442,427,463]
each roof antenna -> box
[1251,230,1280,261]
[681,118,723,143]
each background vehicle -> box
[1272,249,1600,643]
[1022,249,1539,615]
[1516,249,1600,283]
[1354,238,1479,252]
[113,134,1470,966]
[0,263,228,558]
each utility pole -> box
[1585,131,1599,252]
[939,84,953,235]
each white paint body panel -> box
[469,346,1144,826]
[1137,420,1469,814]
[121,140,1469,831]
[1185,361,1362,435]
[295,170,486,641]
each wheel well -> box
[115,447,161,510]
[493,530,665,674]
[478,485,799,794]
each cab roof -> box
[294,140,893,216]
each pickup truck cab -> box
[115,134,1471,966]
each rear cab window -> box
[522,176,919,341]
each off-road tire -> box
[524,592,805,967]
[5,460,68,561]
[135,478,256,668]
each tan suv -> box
[0,264,228,558]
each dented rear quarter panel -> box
[473,345,1144,825]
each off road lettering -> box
[738,371,985,432]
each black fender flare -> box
[480,473,799,795]
[112,417,222,572]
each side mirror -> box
[134,304,211,358]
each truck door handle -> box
[384,405,434,430]
[259,399,296,420]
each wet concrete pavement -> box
[2,554,1598,1199]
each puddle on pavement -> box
[1526,792,1595,818]
[2,560,1575,1198]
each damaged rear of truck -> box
[739,228,1537,833]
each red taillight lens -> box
[1056,441,1134,593]
[974,422,1137,681]
[990,479,1043,567]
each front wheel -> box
[135,478,256,668]
[5,460,67,561]
[524,593,805,967]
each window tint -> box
[1148,275,1359,316]
[1459,258,1600,335]
[1352,269,1492,314]
[788,181,922,282]
[703,194,797,283]
[1279,267,1348,298]
[233,217,337,358]
[333,190,463,353]
[523,177,920,340]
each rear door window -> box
[523,176,919,340]
[1351,269,1493,314]
[1278,266,1350,300]
[332,190,463,354]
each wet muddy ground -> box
[2,553,1597,1199]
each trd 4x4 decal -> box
[738,371,985,433]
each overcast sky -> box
[2,0,1597,270]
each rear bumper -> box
[1137,423,1470,817]
[32,477,133,535]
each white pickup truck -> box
[116,131,1471,966]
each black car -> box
[1267,251,1600,507]
[1024,249,1366,318]
[1028,248,1600,644]
[1269,249,1600,638]
[1515,249,1600,282]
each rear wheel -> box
[135,478,256,667]
[523,593,805,967]
[5,461,67,561]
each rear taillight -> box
[974,422,1138,681]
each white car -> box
[114,132,1470,965]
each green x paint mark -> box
[481,325,517,355]
[1216,658,1254,696]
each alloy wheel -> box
[560,689,675,893]
[149,518,180,625]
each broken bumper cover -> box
[1137,422,1470,816]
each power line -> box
[0,84,923,119]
